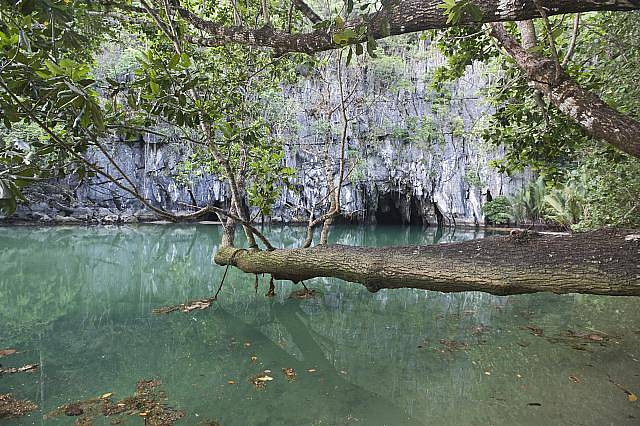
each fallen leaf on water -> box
[0,394,38,418]
[484,371,491,376]
[227,381,236,385]
[439,339,467,352]
[100,393,113,399]
[568,375,580,384]
[307,368,317,373]
[0,363,38,376]
[608,375,637,402]
[282,368,296,381]
[244,342,251,348]
[523,325,543,337]
[249,373,273,389]
[250,356,257,363]
[139,412,148,417]
[0,349,17,357]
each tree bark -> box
[214,229,640,296]
[490,22,640,158]
[178,1,640,54]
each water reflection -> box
[0,225,639,425]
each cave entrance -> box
[409,196,422,225]
[376,192,422,225]
[198,201,226,222]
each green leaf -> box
[149,80,160,96]
[346,47,353,66]
[466,4,483,21]
[0,179,19,216]
[366,36,377,57]
[346,0,354,14]
[168,53,181,69]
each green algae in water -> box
[0,225,639,425]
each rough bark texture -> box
[215,229,640,296]
[179,1,640,54]
[490,22,640,158]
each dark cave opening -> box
[376,192,422,225]
[409,196,422,225]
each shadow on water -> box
[211,302,425,425]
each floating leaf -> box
[0,349,17,358]
[628,393,638,402]
[282,368,296,381]
[100,393,113,399]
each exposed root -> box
[0,394,38,419]
[265,275,275,297]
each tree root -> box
[265,275,275,297]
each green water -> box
[1,225,639,425]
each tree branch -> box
[293,0,322,24]
[489,22,640,158]
[176,0,640,54]
[561,13,581,67]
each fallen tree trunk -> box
[214,229,640,296]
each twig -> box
[561,13,580,67]
[213,264,230,300]
[533,0,562,80]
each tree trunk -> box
[490,22,640,158]
[179,1,640,54]
[214,229,640,296]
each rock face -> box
[10,38,529,225]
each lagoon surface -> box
[1,225,639,425]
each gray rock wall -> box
[12,38,530,225]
